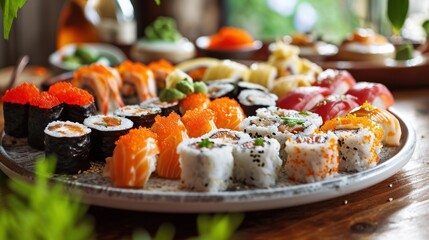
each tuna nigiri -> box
[179,93,211,115]
[72,64,124,114]
[277,86,331,111]
[310,94,360,122]
[346,82,394,109]
[208,97,245,131]
[105,127,159,188]
[181,108,217,138]
[116,60,157,104]
[151,113,188,179]
[313,69,356,95]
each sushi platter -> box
[0,108,415,212]
[0,40,417,212]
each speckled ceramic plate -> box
[0,109,416,213]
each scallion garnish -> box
[281,117,305,127]
[254,138,265,146]
[199,138,213,148]
[299,111,310,116]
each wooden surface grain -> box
[0,88,428,239]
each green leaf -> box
[387,0,409,35]
[0,0,27,40]
[422,19,429,37]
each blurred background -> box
[0,0,428,68]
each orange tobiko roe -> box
[116,60,151,78]
[73,64,115,81]
[148,59,175,72]
[29,92,61,109]
[62,88,94,106]
[208,97,245,131]
[208,26,254,50]
[181,108,216,138]
[1,82,40,104]
[48,81,74,102]
[179,93,211,115]
[151,113,188,179]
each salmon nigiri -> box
[208,97,245,131]
[179,93,211,115]
[73,64,124,114]
[116,60,157,104]
[104,127,159,188]
[151,113,188,179]
[181,108,217,138]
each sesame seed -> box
[388,198,393,202]
[344,200,348,205]
[388,184,393,188]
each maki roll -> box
[321,115,384,172]
[141,98,180,117]
[285,133,340,183]
[177,138,234,192]
[148,59,175,89]
[44,121,91,174]
[1,82,39,138]
[105,127,159,188]
[201,128,252,145]
[233,137,282,187]
[84,115,133,162]
[237,89,278,116]
[236,81,269,97]
[114,105,161,128]
[28,92,63,150]
[245,63,277,90]
[48,82,96,123]
[207,82,236,100]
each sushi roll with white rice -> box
[140,98,180,116]
[84,115,133,162]
[207,82,236,100]
[285,132,340,183]
[44,121,92,174]
[201,128,252,145]
[233,137,282,187]
[177,138,234,192]
[256,106,323,128]
[334,128,380,172]
[237,89,278,116]
[114,105,161,128]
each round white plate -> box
[0,109,416,213]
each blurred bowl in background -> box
[130,38,196,64]
[49,43,127,72]
[196,36,262,60]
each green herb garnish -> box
[299,111,310,116]
[281,117,305,127]
[254,138,265,146]
[199,138,213,148]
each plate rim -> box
[0,108,416,213]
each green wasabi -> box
[176,79,194,95]
[159,88,186,102]
[193,82,208,94]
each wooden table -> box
[86,88,428,239]
[0,88,428,239]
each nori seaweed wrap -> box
[207,82,236,100]
[236,81,269,98]
[140,98,180,117]
[83,115,133,162]
[237,89,278,116]
[28,92,63,150]
[1,82,39,138]
[65,102,97,123]
[114,105,161,128]
[44,121,91,174]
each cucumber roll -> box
[44,121,91,174]
[1,83,39,138]
[84,115,133,162]
[28,92,63,150]
[233,137,282,187]
[140,98,180,116]
[114,105,161,128]
[237,89,278,116]
[177,138,234,192]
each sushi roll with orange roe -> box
[48,82,96,123]
[181,108,217,138]
[151,113,188,179]
[2,82,39,138]
[208,97,245,131]
[28,92,63,150]
[179,93,211,115]
[105,127,159,188]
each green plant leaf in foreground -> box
[192,213,244,240]
[387,0,409,35]
[0,0,26,40]
[0,156,94,240]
